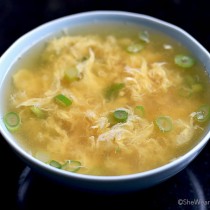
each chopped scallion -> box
[115,146,121,153]
[134,105,145,117]
[49,160,62,169]
[139,31,150,43]
[180,75,203,96]
[126,43,144,53]
[155,116,173,132]
[184,75,196,86]
[30,106,47,118]
[3,112,20,132]
[113,110,128,123]
[108,113,118,126]
[194,104,210,123]
[64,67,79,82]
[61,160,81,172]
[54,94,73,107]
[178,87,192,98]
[105,83,125,101]
[174,55,195,68]
[191,83,203,93]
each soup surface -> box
[4,24,210,175]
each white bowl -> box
[0,11,210,193]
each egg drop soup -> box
[4,23,210,176]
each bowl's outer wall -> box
[0,11,210,192]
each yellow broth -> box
[5,23,210,176]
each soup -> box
[4,24,210,176]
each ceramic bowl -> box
[0,11,210,193]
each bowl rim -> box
[0,10,210,182]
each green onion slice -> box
[64,67,79,82]
[113,110,128,123]
[126,43,144,53]
[139,31,150,43]
[134,105,145,117]
[49,160,62,169]
[30,106,47,118]
[61,160,81,172]
[184,75,197,86]
[194,104,210,123]
[54,94,73,107]
[155,116,173,132]
[115,146,121,153]
[105,83,125,100]
[108,113,116,127]
[3,112,20,132]
[174,55,195,68]
[191,83,203,93]
[178,87,192,98]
